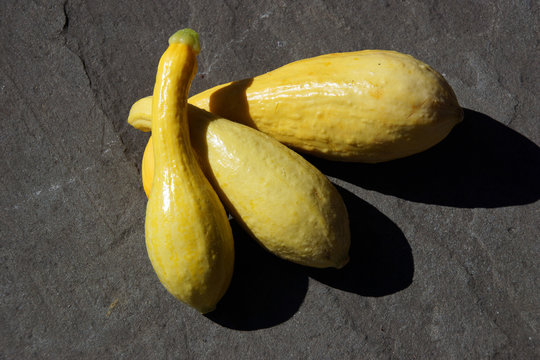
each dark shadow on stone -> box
[308,186,414,297]
[306,109,540,208]
[206,220,308,330]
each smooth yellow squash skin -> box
[131,102,350,268]
[136,50,463,162]
[145,29,234,313]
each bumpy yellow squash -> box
[145,29,234,313]
[136,50,463,162]
[130,100,350,269]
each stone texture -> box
[1,0,539,358]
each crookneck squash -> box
[145,29,234,313]
[133,50,463,162]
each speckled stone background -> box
[1,1,539,358]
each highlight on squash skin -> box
[133,103,350,269]
[141,136,153,197]
[145,29,234,313]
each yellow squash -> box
[145,29,234,313]
[137,50,463,162]
[130,101,350,269]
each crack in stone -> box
[58,0,93,90]
[62,0,69,34]
[54,1,139,178]
[78,55,93,89]
[506,99,520,127]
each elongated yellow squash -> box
[145,29,234,313]
[137,50,463,162]
[130,100,350,269]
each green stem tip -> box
[168,28,200,54]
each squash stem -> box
[169,28,200,54]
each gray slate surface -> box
[1,0,539,358]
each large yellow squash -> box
[130,100,350,269]
[145,29,234,313]
[136,50,463,162]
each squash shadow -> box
[307,186,414,296]
[207,78,256,128]
[206,188,414,329]
[205,220,308,330]
[306,109,540,208]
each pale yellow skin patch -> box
[187,50,463,162]
[145,33,234,314]
[132,103,350,269]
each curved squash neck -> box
[152,44,197,170]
